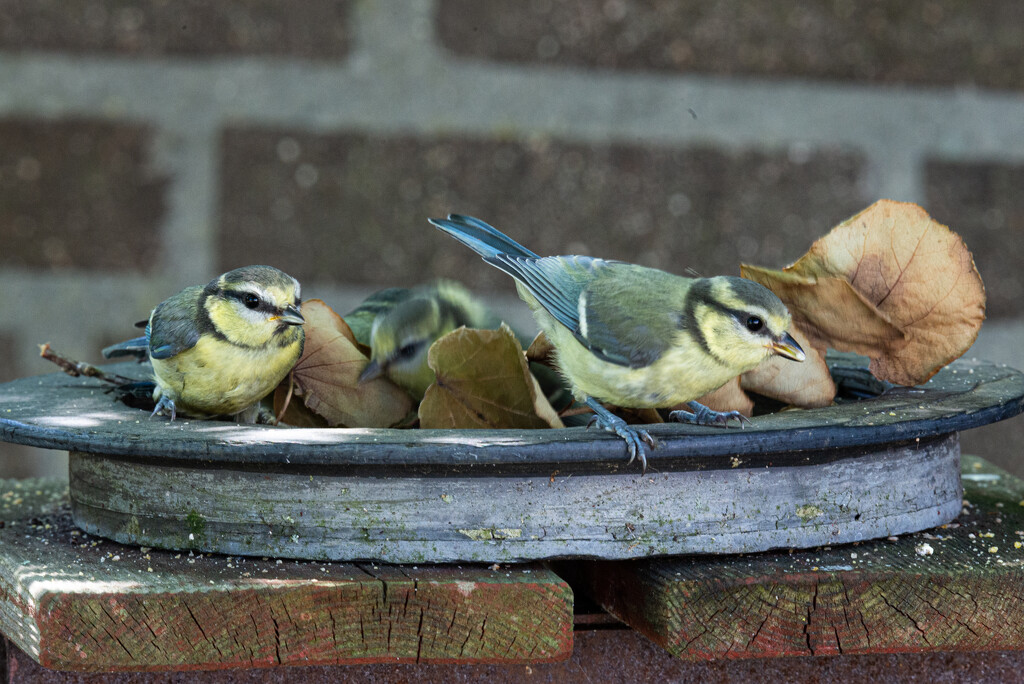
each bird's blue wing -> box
[430,214,677,368]
[146,286,204,360]
[101,336,150,360]
[576,265,686,368]
[484,254,596,334]
[577,293,676,368]
[490,256,680,368]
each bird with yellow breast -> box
[429,214,805,470]
[103,265,305,423]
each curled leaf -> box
[524,330,575,411]
[525,331,556,367]
[281,299,413,428]
[740,327,835,408]
[419,324,564,430]
[744,200,986,386]
[740,266,905,355]
[273,376,329,428]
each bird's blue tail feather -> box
[429,215,539,259]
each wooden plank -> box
[14,631,1024,684]
[0,480,572,672]
[570,454,1024,660]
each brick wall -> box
[2,1,1023,479]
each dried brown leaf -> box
[525,331,556,367]
[285,299,413,428]
[740,266,904,355]
[743,200,985,386]
[740,327,835,408]
[798,200,985,384]
[273,378,329,428]
[419,324,564,430]
[692,378,755,417]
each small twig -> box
[276,371,295,423]
[38,343,137,385]
[559,405,595,418]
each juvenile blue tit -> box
[353,280,502,399]
[342,287,414,348]
[103,265,305,423]
[429,214,805,470]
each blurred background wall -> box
[1,0,1022,480]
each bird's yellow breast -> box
[543,322,745,407]
[151,334,302,418]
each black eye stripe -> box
[713,305,770,335]
[394,341,424,361]
[223,289,278,314]
[694,296,774,336]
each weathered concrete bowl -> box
[1,355,1021,563]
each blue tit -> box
[342,287,414,348]
[103,265,305,423]
[353,280,502,399]
[429,214,805,470]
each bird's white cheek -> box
[241,307,265,326]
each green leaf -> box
[419,324,564,430]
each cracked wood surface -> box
[571,454,1024,660]
[0,479,572,672]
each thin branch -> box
[38,343,138,385]
[276,372,295,423]
[559,405,595,418]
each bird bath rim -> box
[0,354,1021,474]
[3,354,1020,562]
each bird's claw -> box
[587,409,656,473]
[669,400,750,428]
[150,395,177,421]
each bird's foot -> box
[231,403,270,425]
[256,406,278,425]
[669,400,750,428]
[584,397,657,472]
[150,395,177,421]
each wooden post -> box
[0,479,572,672]
[571,454,1024,659]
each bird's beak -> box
[279,304,305,326]
[359,359,384,384]
[770,332,806,362]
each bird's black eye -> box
[746,316,763,332]
[243,293,261,309]
[397,343,419,360]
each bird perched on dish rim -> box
[428,214,805,470]
[353,280,503,399]
[103,265,305,423]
